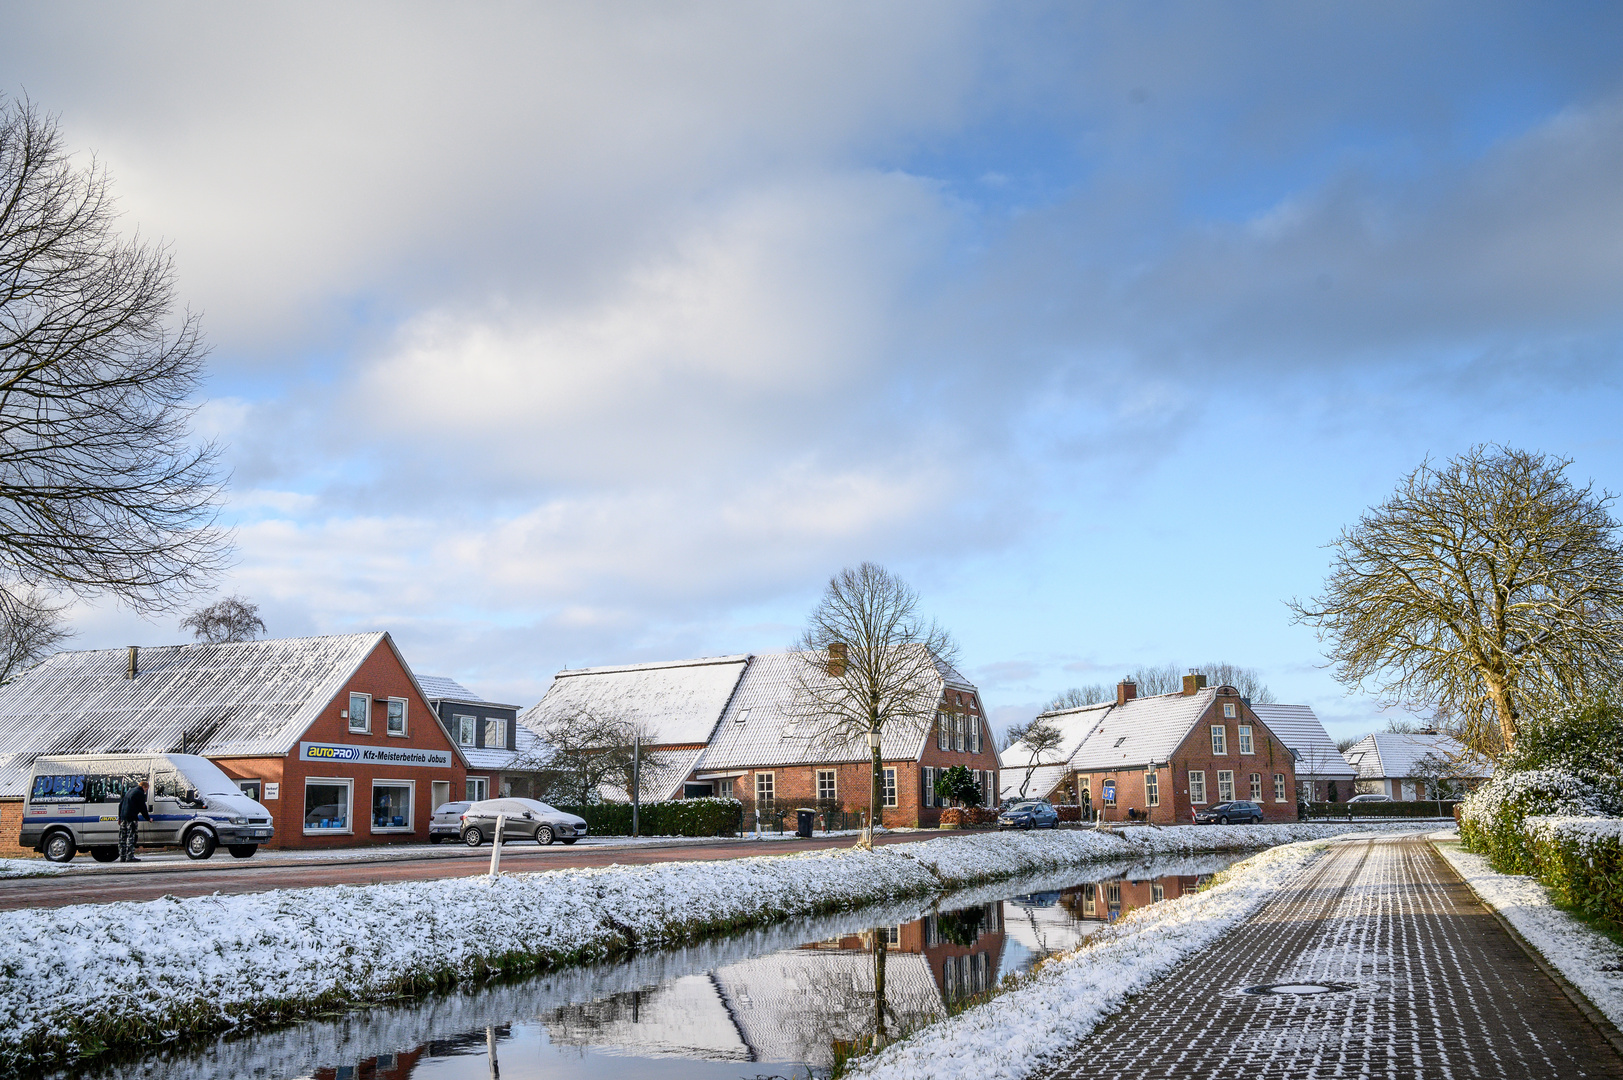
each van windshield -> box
[172,755,252,797]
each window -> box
[386,698,407,736]
[1249,773,1263,800]
[1151,882,1165,902]
[1223,702,1237,719]
[1217,770,1235,802]
[817,769,837,802]
[456,715,476,746]
[1145,770,1159,807]
[937,712,950,751]
[954,713,965,752]
[465,777,488,801]
[238,780,262,801]
[484,718,506,750]
[756,772,775,809]
[1102,779,1116,805]
[1237,725,1253,754]
[970,718,981,754]
[922,766,935,807]
[735,707,751,726]
[1274,773,1287,802]
[882,768,897,807]
[1113,736,1127,747]
[371,781,414,831]
[1189,770,1207,804]
[348,693,370,734]
[304,779,353,833]
[1210,725,1227,754]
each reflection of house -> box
[417,675,535,802]
[1250,703,1357,802]
[1001,676,1299,823]
[1342,732,1492,800]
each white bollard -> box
[488,813,506,877]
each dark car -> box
[998,799,1060,830]
[1194,800,1264,825]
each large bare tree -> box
[0,98,226,612]
[1290,446,1623,756]
[180,594,265,644]
[1004,714,1064,799]
[790,562,958,849]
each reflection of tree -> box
[934,906,987,947]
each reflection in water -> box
[65,854,1238,1080]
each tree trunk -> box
[872,926,888,1048]
[1485,673,1518,750]
[862,726,881,850]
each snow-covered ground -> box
[843,838,1335,1080]
[0,821,1427,1071]
[0,858,62,878]
[1432,830,1623,1030]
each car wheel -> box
[561,837,578,845]
[462,826,484,847]
[91,846,119,863]
[43,831,77,863]
[227,844,258,858]
[1217,816,1229,826]
[536,825,554,846]
[184,829,217,860]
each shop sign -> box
[297,741,454,768]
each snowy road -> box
[1040,834,1623,1079]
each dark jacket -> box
[118,786,152,824]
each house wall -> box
[217,643,465,849]
[917,690,1001,826]
[0,798,27,858]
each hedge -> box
[1304,800,1460,820]
[1457,769,1621,874]
[1523,816,1623,930]
[556,798,742,837]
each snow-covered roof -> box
[542,972,750,1060]
[1343,732,1493,781]
[416,674,483,702]
[1250,704,1357,780]
[521,655,749,747]
[599,746,707,803]
[1000,701,1113,772]
[694,650,954,771]
[1067,688,1218,771]
[1000,763,1070,803]
[0,634,435,794]
[460,722,546,773]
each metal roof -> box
[417,674,521,712]
[1000,762,1070,802]
[1066,689,1216,771]
[1249,704,1357,780]
[460,723,546,772]
[0,633,405,795]
[521,655,750,747]
[1342,732,1493,781]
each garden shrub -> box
[558,798,742,837]
[1523,816,1623,929]
[1457,769,1604,873]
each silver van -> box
[21,753,275,862]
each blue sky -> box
[6,3,1622,742]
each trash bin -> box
[796,808,816,838]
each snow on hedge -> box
[843,839,1332,1080]
[0,858,61,879]
[0,822,1424,1070]
[1434,833,1623,1030]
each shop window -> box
[348,693,370,734]
[1238,725,1253,754]
[1218,770,1235,802]
[372,781,414,831]
[1189,770,1207,804]
[465,777,488,802]
[456,715,476,746]
[484,718,506,749]
[386,698,407,736]
[304,779,353,833]
[882,768,897,807]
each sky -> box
[5,2,1622,743]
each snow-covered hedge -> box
[0,822,1423,1071]
[1457,768,1622,873]
[1523,815,1623,928]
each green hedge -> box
[1304,800,1459,819]
[557,798,742,837]
[1457,769,1605,874]
[1523,817,1623,929]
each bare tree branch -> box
[0,581,70,684]
[1004,714,1063,799]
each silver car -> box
[428,800,471,843]
[460,798,588,846]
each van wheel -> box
[227,844,257,859]
[462,826,484,847]
[43,832,76,862]
[184,829,217,860]
[91,846,119,862]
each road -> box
[0,829,960,910]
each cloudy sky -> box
[6,3,1622,741]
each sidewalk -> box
[1041,834,1623,1079]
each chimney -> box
[126,645,139,680]
[1182,672,1208,696]
[826,641,848,677]
[1116,680,1137,707]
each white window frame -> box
[1223,702,1237,718]
[456,715,476,746]
[370,778,416,833]
[756,771,775,808]
[1274,773,1288,802]
[303,777,355,835]
[937,712,950,751]
[465,776,488,802]
[1210,725,1227,755]
[970,717,981,754]
[922,766,935,807]
[1217,770,1235,802]
[953,713,965,752]
[882,768,897,807]
[1145,770,1159,807]
[1189,770,1207,804]
[1151,882,1165,902]
[431,779,450,810]
[1237,725,1253,754]
[816,769,838,802]
[348,693,371,734]
[386,697,408,737]
[484,717,506,750]
[1249,772,1263,800]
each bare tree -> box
[790,562,958,849]
[1045,685,1107,710]
[1126,663,1183,696]
[179,594,265,644]
[1005,714,1064,799]
[514,707,640,806]
[1290,446,1623,757]
[0,583,70,683]
[1197,662,1276,704]
[0,98,227,612]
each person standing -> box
[118,780,152,862]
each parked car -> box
[998,799,1060,830]
[1347,793,1392,803]
[428,800,471,843]
[460,798,589,846]
[1194,800,1264,825]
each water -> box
[69,852,1240,1080]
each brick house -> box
[0,634,467,850]
[418,674,540,802]
[1002,675,1299,824]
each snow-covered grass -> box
[1432,830,1623,1030]
[0,858,59,879]
[0,821,1421,1072]
[841,838,1334,1080]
